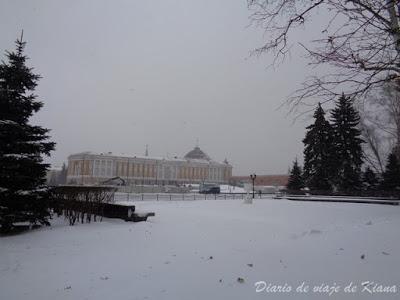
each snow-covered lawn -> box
[1,198,399,299]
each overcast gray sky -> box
[0,0,317,175]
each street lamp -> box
[250,174,256,199]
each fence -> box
[113,192,270,202]
[51,185,118,225]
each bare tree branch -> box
[248,0,400,105]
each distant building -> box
[231,175,289,189]
[46,163,68,186]
[66,146,232,186]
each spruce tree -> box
[331,94,364,191]
[287,159,304,191]
[0,35,55,232]
[303,103,335,191]
[362,167,379,191]
[381,151,400,191]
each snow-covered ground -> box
[1,198,400,299]
[220,184,246,193]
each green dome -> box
[184,146,211,161]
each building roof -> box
[184,146,211,161]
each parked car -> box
[199,183,220,194]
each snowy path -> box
[1,199,399,299]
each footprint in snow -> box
[279,260,287,268]
[291,231,310,239]
[366,221,373,225]
[309,229,322,235]
[382,251,390,255]
[100,276,109,280]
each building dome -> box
[184,146,211,161]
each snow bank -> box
[219,184,246,193]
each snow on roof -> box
[69,151,168,161]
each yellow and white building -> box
[66,146,232,186]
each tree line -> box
[287,95,400,194]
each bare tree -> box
[359,118,387,173]
[248,0,400,106]
[359,82,400,170]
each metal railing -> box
[113,192,271,202]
